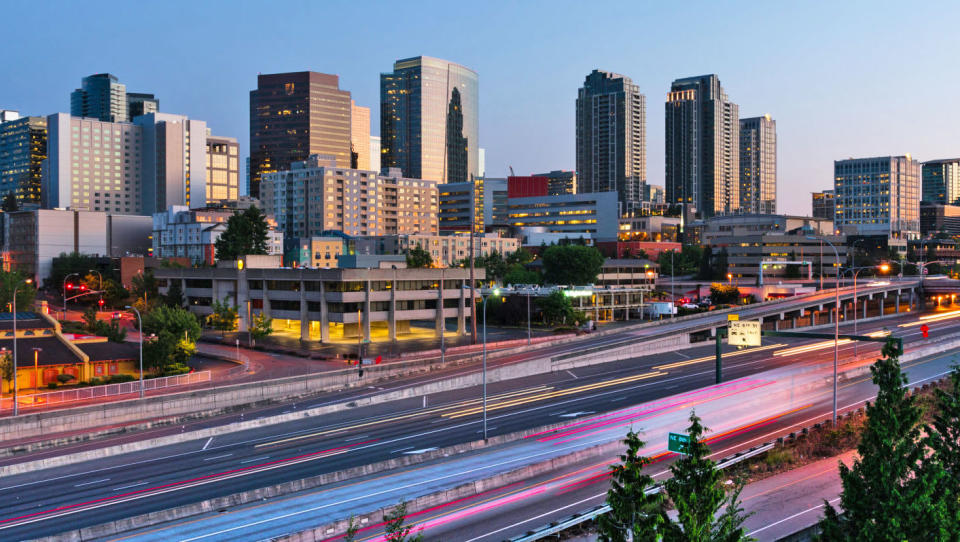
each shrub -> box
[56,373,75,384]
[89,377,103,386]
[764,448,794,468]
[105,374,135,384]
[47,382,58,389]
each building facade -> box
[532,170,577,196]
[482,177,508,227]
[921,158,960,205]
[665,74,740,217]
[206,135,240,204]
[920,202,960,236]
[44,113,144,213]
[0,115,46,206]
[711,232,847,279]
[370,135,381,173]
[127,92,159,120]
[438,180,483,234]
[700,213,833,246]
[575,70,645,216]
[154,266,483,343]
[249,72,353,198]
[260,155,438,239]
[380,56,479,183]
[812,190,836,221]
[506,191,619,241]
[134,113,208,214]
[70,73,129,123]
[351,101,371,171]
[833,155,920,239]
[358,233,519,268]
[739,115,776,214]
[2,209,151,284]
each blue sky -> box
[3,0,958,214]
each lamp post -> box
[32,348,42,391]
[89,269,103,311]
[126,305,144,399]
[0,347,7,411]
[842,265,876,358]
[466,284,498,442]
[12,278,33,416]
[809,236,839,425]
[670,250,675,318]
[63,272,80,316]
[526,289,531,346]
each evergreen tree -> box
[382,500,423,542]
[164,280,186,308]
[214,206,270,261]
[207,298,238,337]
[662,411,751,542]
[542,245,604,285]
[343,514,360,542]
[926,366,960,528]
[598,429,665,541]
[819,338,945,540]
[406,245,433,268]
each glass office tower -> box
[380,56,479,183]
[0,116,47,206]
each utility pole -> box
[469,174,477,344]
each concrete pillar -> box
[363,279,371,341]
[843,302,849,321]
[863,299,867,319]
[774,318,780,331]
[896,294,901,313]
[237,271,249,333]
[389,275,397,341]
[457,280,466,335]
[435,272,444,338]
[211,278,220,305]
[262,286,272,319]
[879,295,885,316]
[319,280,329,343]
[299,280,309,342]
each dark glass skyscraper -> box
[739,115,777,214]
[380,56,479,183]
[921,159,960,205]
[575,70,646,217]
[0,116,46,206]
[71,73,129,122]
[665,74,739,217]
[248,71,352,198]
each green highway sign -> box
[668,432,690,454]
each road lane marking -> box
[73,478,109,487]
[654,344,784,370]
[748,497,841,536]
[240,456,271,464]
[201,437,213,451]
[391,446,414,453]
[403,447,438,455]
[202,454,233,461]
[566,370,577,379]
[112,482,147,491]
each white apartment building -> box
[357,233,519,268]
[152,205,282,265]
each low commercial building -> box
[285,236,345,268]
[2,209,151,285]
[506,191,619,242]
[152,205,283,265]
[812,190,835,221]
[439,180,483,234]
[596,240,681,260]
[356,233,520,267]
[709,232,847,279]
[920,203,960,236]
[701,214,833,245]
[154,266,483,343]
[617,215,680,242]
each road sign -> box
[668,432,690,454]
[728,319,762,346]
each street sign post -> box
[668,432,690,454]
[728,320,762,346]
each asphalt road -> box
[0,305,953,540]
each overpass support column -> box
[363,280,371,342]
[389,277,397,341]
[435,279,444,338]
[896,294,901,313]
[299,280,309,342]
[457,281,466,336]
[879,295,885,316]
[319,281,329,343]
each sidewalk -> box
[741,451,855,541]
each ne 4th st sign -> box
[728,320,762,346]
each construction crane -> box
[509,166,515,176]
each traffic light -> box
[921,324,929,338]
[80,284,87,291]
[98,299,105,307]
[66,283,74,290]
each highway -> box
[0,305,954,540]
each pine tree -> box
[926,366,960,529]
[383,500,422,542]
[819,338,945,540]
[598,429,665,541]
[662,411,751,542]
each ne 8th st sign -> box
[728,319,762,346]
[668,432,690,454]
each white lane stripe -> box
[463,491,606,542]
[748,497,841,535]
[202,454,233,461]
[391,446,414,453]
[73,478,109,487]
[112,481,147,491]
[240,456,271,464]
[201,437,213,450]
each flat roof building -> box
[739,115,777,214]
[834,155,920,239]
[506,191,619,241]
[921,158,960,205]
[0,115,46,206]
[812,190,835,221]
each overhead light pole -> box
[12,278,33,416]
[466,284,498,442]
[809,235,839,425]
[126,305,144,399]
[63,272,79,316]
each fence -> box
[12,371,212,409]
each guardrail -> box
[12,371,212,408]
[507,444,775,542]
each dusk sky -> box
[4,0,958,214]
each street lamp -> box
[842,265,880,358]
[465,284,499,442]
[125,305,144,399]
[808,235,839,425]
[89,269,103,311]
[12,278,33,416]
[32,347,42,391]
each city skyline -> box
[4,1,960,215]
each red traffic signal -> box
[98,299,105,306]
[66,283,74,290]
[80,284,87,291]
[921,324,929,338]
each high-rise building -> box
[812,190,836,221]
[135,113,208,214]
[478,148,486,178]
[259,154,437,238]
[206,135,239,204]
[44,113,143,214]
[739,115,776,214]
[482,177,508,226]
[532,170,577,195]
[0,111,19,123]
[438,181,483,234]
[249,72,352,198]
[921,158,960,205]
[370,136,381,173]
[834,155,920,239]
[575,70,645,216]
[351,101,370,170]
[0,115,47,206]
[380,56,479,183]
[70,73,129,123]
[127,93,159,120]
[665,74,740,217]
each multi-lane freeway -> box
[0,303,956,541]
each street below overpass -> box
[0,305,953,541]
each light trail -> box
[773,339,853,357]
[653,343,785,370]
[899,309,960,327]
